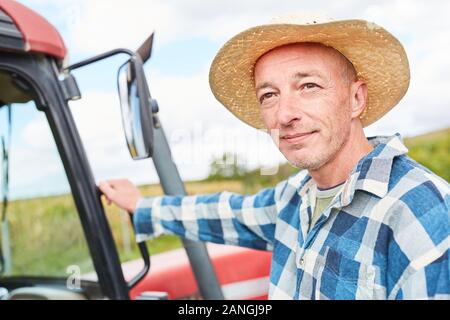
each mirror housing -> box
[117,55,153,159]
[67,33,156,160]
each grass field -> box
[404,127,450,182]
[1,128,448,277]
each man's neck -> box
[309,128,373,189]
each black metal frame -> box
[0,52,130,299]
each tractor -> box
[0,0,271,300]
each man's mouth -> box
[281,131,318,145]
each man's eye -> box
[259,92,276,103]
[304,83,318,89]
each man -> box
[99,15,449,299]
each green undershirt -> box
[310,182,345,229]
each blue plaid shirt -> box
[134,134,450,300]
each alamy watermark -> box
[167,122,285,176]
[66,265,81,290]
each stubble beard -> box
[288,127,350,171]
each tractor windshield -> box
[0,70,95,279]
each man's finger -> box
[99,181,117,201]
[100,194,112,206]
[107,179,130,188]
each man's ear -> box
[350,80,368,119]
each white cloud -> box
[9,113,69,199]
[361,0,450,136]
[64,0,374,54]
[146,67,235,132]
[62,0,450,135]
[68,91,158,184]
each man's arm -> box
[132,184,284,251]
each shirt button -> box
[300,258,305,266]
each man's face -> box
[254,43,357,171]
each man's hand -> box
[98,179,141,214]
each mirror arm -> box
[126,212,150,290]
[65,48,135,72]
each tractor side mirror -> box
[117,55,153,159]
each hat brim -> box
[209,19,410,129]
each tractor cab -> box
[0,0,271,300]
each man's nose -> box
[277,92,301,127]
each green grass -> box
[1,128,448,277]
[6,194,94,276]
[404,128,450,182]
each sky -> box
[2,0,450,199]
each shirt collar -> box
[295,133,408,203]
[342,133,408,203]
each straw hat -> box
[209,14,410,129]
